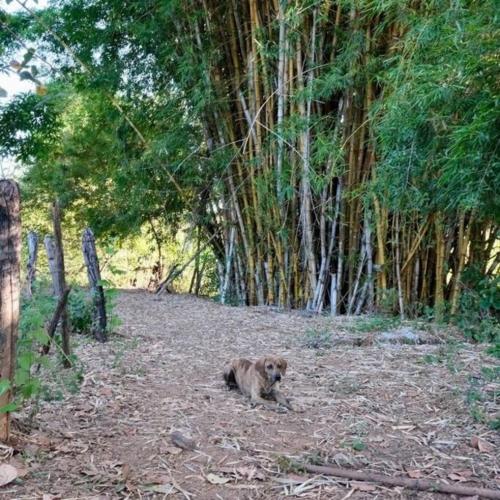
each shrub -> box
[68,286,93,334]
[454,268,500,344]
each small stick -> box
[293,462,500,499]
[40,287,71,356]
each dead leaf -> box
[406,469,423,479]
[164,446,183,455]
[448,469,472,482]
[145,473,172,484]
[36,85,48,96]
[121,463,131,481]
[206,473,231,485]
[170,431,196,451]
[99,387,113,397]
[236,466,265,481]
[470,436,494,453]
[6,458,27,478]
[0,463,18,487]
[217,466,236,475]
[32,435,52,448]
[149,483,174,494]
[352,481,377,492]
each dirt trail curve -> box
[3,290,499,499]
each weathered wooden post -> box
[330,273,337,317]
[82,228,107,342]
[0,180,21,442]
[51,201,71,367]
[44,235,58,295]
[26,230,39,297]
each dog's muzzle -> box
[273,374,282,382]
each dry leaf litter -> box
[1,290,498,499]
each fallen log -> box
[294,462,500,499]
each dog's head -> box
[255,356,288,384]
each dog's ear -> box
[278,357,287,373]
[255,357,268,378]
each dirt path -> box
[3,291,499,499]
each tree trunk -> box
[26,230,38,297]
[0,180,21,442]
[51,201,71,367]
[82,228,107,342]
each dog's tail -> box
[223,363,238,390]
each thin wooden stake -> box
[0,180,21,442]
[51,201,71,367]
[26,230,38,297]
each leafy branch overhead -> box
[0,0,498,322]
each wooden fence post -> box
[51,201,71,367]
[330,273,338,317]
[44,235,58,295]
[82,228,107,342]
[0,180,21,442]
[26,230,38,297]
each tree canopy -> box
[0,0,498,319]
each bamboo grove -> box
[0,0,498,318]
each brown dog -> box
[223,356,293,410]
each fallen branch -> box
[40,287,71,356]
[155,232,219,295]
[155,263,180,294]
[294,462,500,499]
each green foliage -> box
[0,282,84,415]
[346,315,400,333]
[68,286,93,334]
[0,0,497,317]
[466,367,499,429]
[372,1,499,217]
[453,269,500,344]
[68,282,121,336]
[422,340,464,374]
[350,438,366,452]
[0,278,121,414]
[102,282,122,333]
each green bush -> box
[454,268,500,345]
[68,282,121,336]
[1,283,81,415]
[68,286,94,334]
